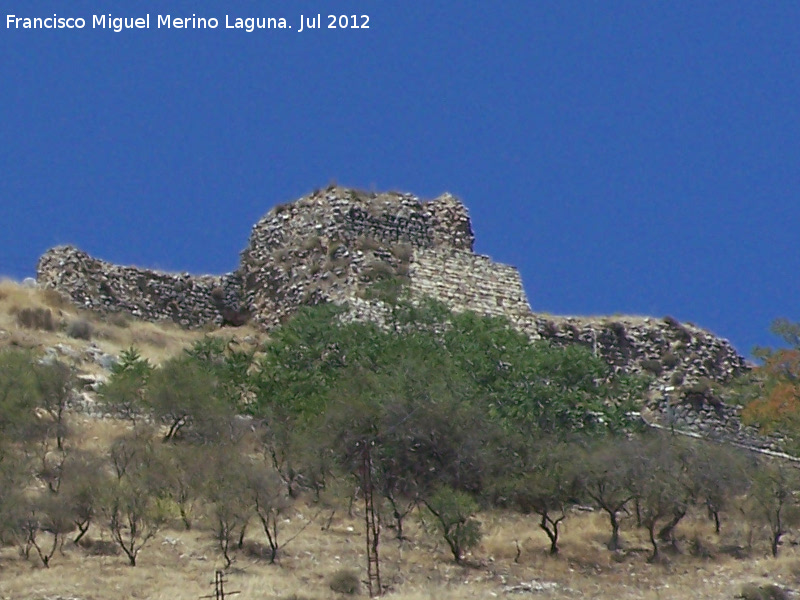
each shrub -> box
[609,321,627,338]
[66,318,93,340]
[302,235,322,251]
[640,359,663,376]
[361,261,396,282]
[328,568,361,595]
[541,320,559,337]
[272,249,292,264]
[391,242,413,263]
[15,307,55,331]
[356,235,383,252]
[670,370,685,386]
[662,352,681,369]
[327,240,344,259]
[663,315,680,328]
[740,583,790,600]
[686,378,713,396]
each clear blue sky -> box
[2,1,798,357]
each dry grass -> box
[0,278,265,369]
[1,434,797,600]
[0,512,793,600]
[0,279,797,599]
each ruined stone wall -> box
[242,187,473,256]
[517,314,769,448]
[36,246,243,328]
[34,186,783,453]
[408,249,530,320]
[239,187,478,327]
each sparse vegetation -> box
[662,351,681,369]
[640,358,663,376]
[328,568,361,595]
[3,279,800,598]
[66,317,93,340]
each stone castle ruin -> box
[37,186,773,451]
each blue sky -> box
[2,1,799,357]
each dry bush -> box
[78,537,122,556]
[328,568,361,595]
[0,279,30,304]
[15,306,56,331]
[392,242,414,263]
[92,324,121,343]
[302,235,322,251]
[356,235,384,252]
[740,583,790,600]
[361,261,396,282]
[241,540,275,561]
[66,318,93,340]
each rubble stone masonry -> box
[36,186,770,450]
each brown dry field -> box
[0,279,797,599]
[0,473,798,600]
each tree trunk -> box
[237,523,247,549]
[771,527,782,558]
[539,514,560,555]
[72,521,90,545]
[657,509,686,547]
[607,512,621,551]
[647,523,659,562]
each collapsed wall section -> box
[36,246,243,327]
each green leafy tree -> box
[202,449,253,568]
[577,437,637,551]
[748,461,800,557]
[500,438,579,555]
[146,356,232,443]
[625,434,692,561]
[185,336,257,412]
[102,434,168,566]
[0,349,40,445]
[98,347,153,423]
[32,359,74,450]
[424,487,482,564]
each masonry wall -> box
[408,249,530,320]
[34,187,778,453]
[36,246,242,327]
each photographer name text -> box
[6,13,370,33]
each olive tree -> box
[424,487,482,564]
